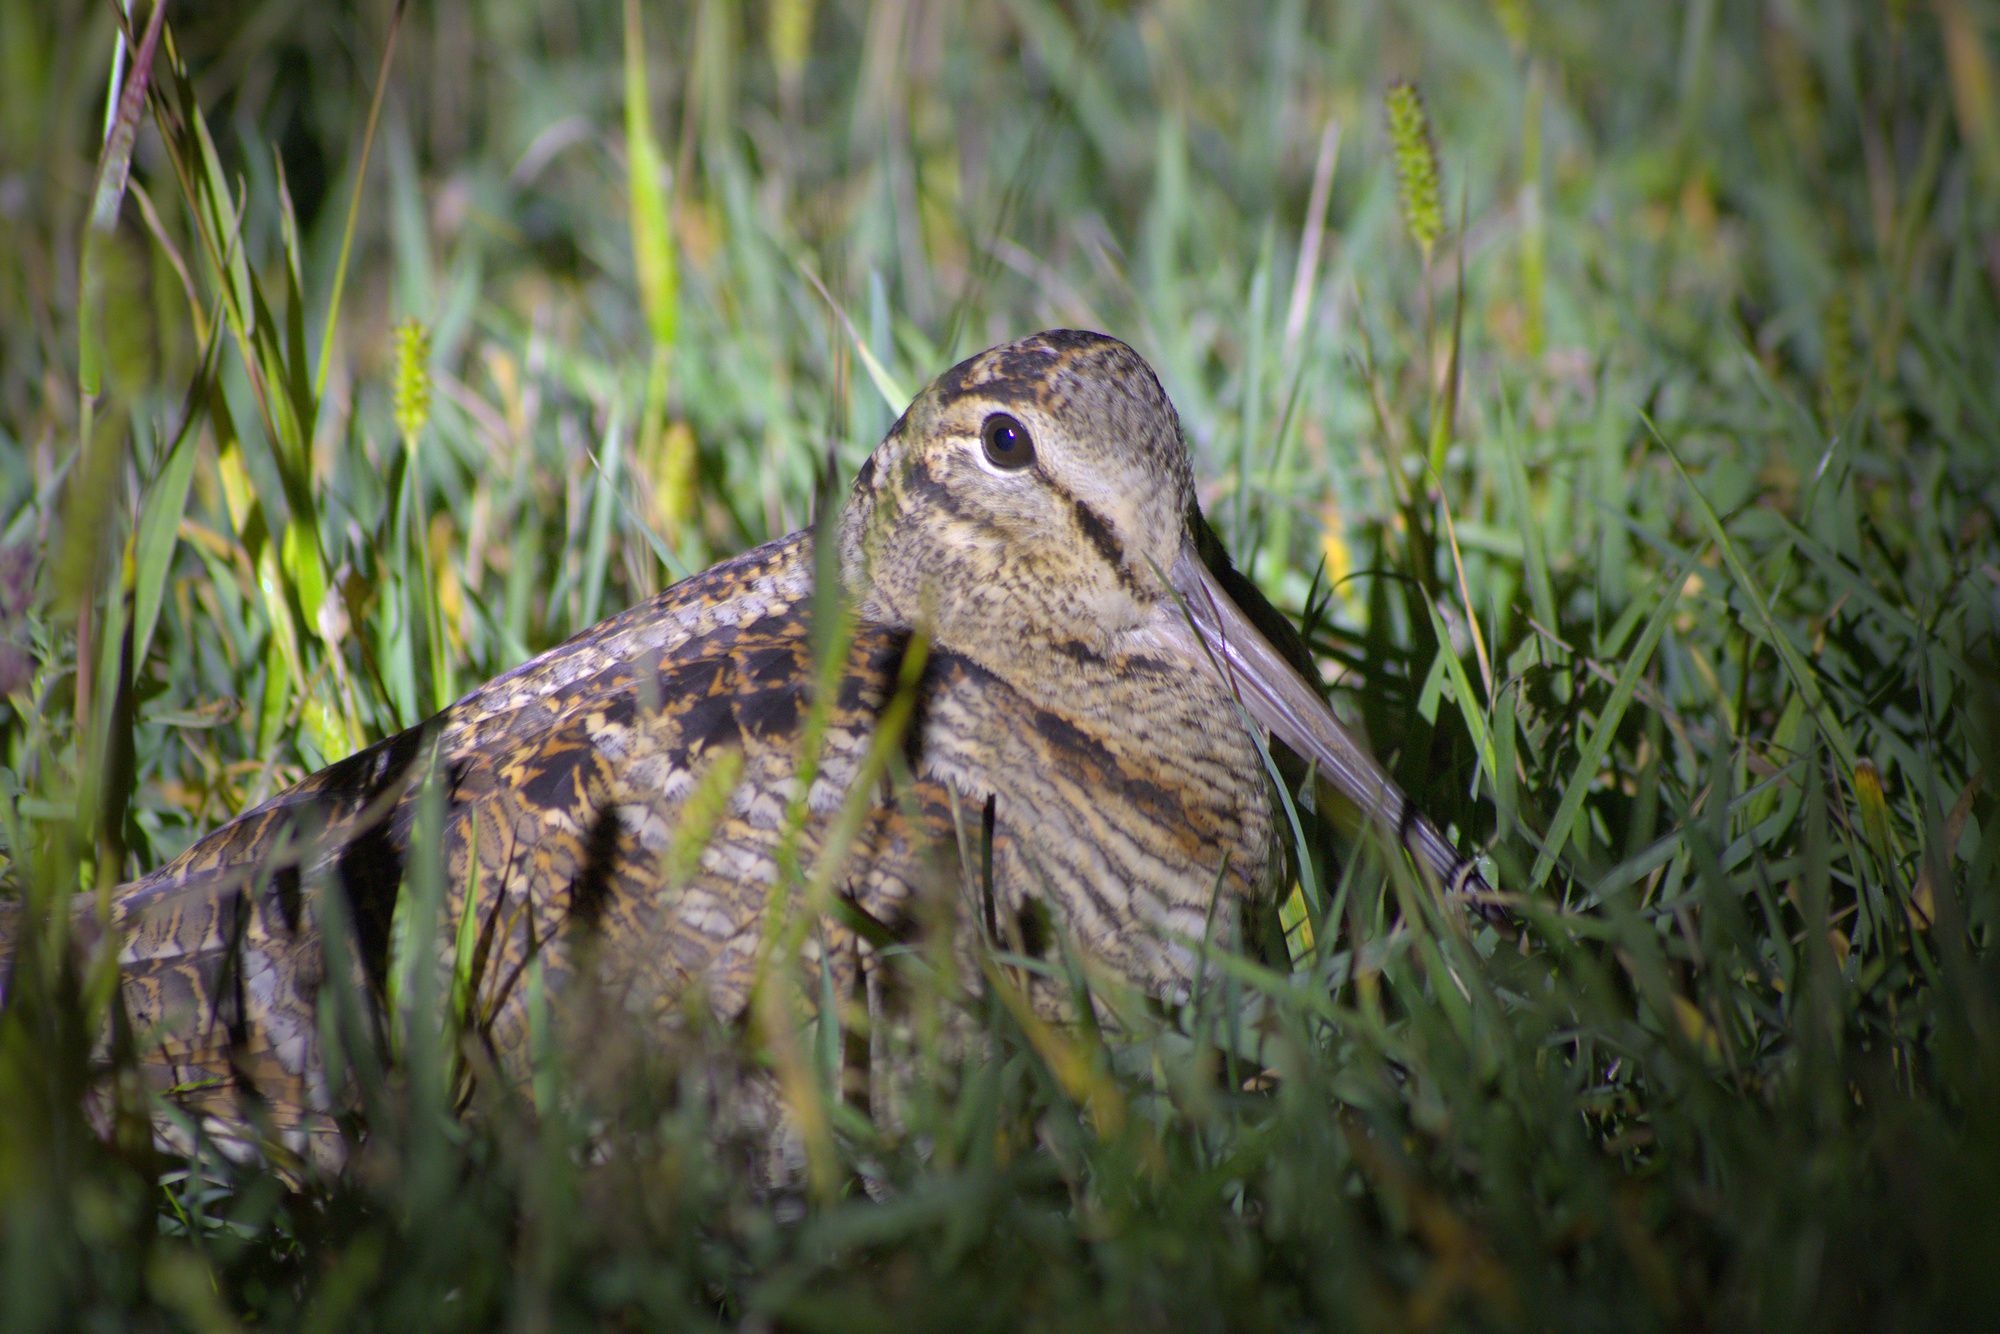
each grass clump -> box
[1,0,1997,1328]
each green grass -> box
[3,0,1997,1327]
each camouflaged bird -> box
[1,330,1490,1174]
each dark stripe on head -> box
[990,348,1055,383]
[929,331,1121,409]
[903,455,978,525]
[1046,482,1135,590]
[938,379,1045,414]
[1031,328,1117,355]
[1070,497,1125,574]
[932,352,983,400]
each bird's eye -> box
[979,413,1035,470]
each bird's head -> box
[838,328,1487,899]
[838,329,1193,659]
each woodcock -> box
[1,330,1490,1173]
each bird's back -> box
[36,530,972,1168]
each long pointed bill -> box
[1164,547,1491,902]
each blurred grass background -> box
[2,0,1998,1327]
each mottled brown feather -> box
[4,330,1484,1173]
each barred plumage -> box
[2,330,1490,1172]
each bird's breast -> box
[912,640,1276,1000]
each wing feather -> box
[25,530,962,1164]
